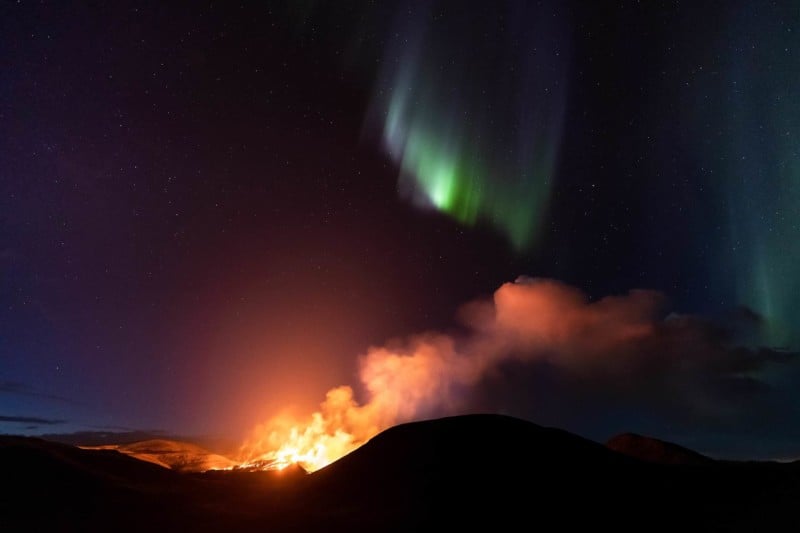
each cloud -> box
[38,430,173,447]
[463,278,800,457]
[0,415,65,425]
[0,381,78,405]
[241,277,800,468]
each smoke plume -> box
[239,278,797,470]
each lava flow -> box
[237,386,382,473]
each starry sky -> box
[2,1,800,457]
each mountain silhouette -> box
[607,432,713,465]
[2,415,800,532]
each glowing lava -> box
[236,415,355,472]
[237,386,379,473]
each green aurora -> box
[369,4,568,251]
[720,7,800,348]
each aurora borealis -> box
[715,5,800,348]
[3,0,800,460]
[612,2,800,349]
[367,1,800,348]
[367,2,568,250]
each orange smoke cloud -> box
[238,278,672,472]
[491,277,663,366]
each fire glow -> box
[235,278,662,473]
[237,386,376,472]
[236,332,473,473]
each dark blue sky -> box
[2,1,800,458]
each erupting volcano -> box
[233,274,796,473]
[234,277,699,472]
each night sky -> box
[3,1,800,458]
